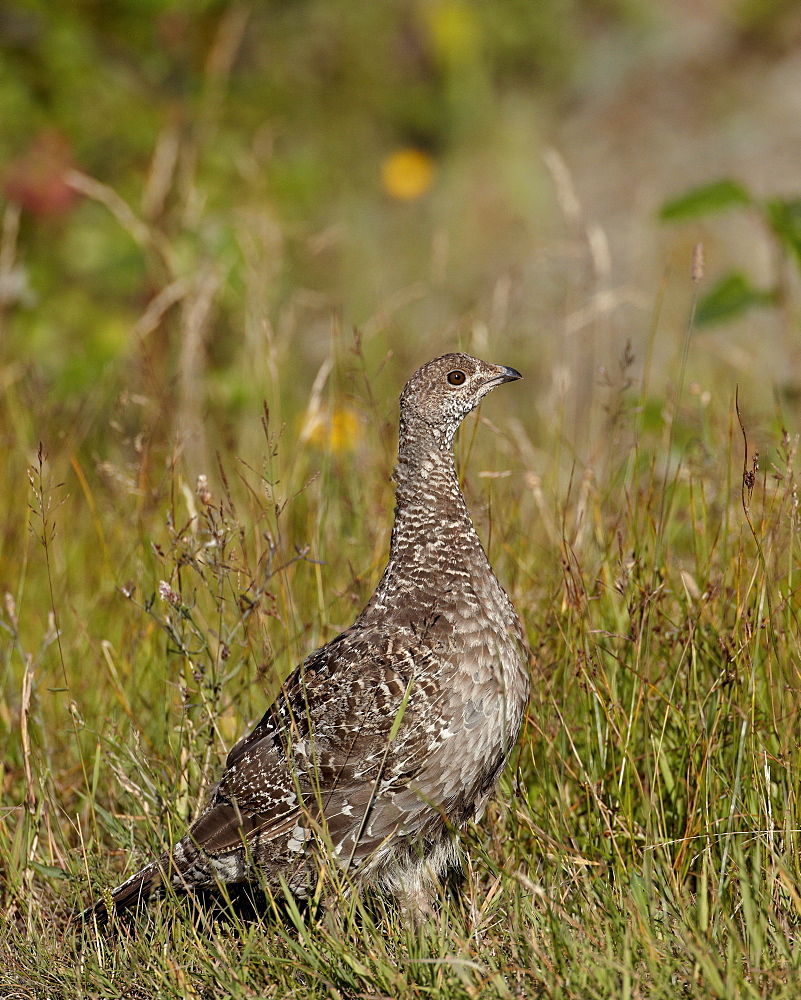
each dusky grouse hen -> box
[79,353,528,925]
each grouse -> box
[78,353,529,925]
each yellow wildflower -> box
[381,148,435,201]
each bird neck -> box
[355,412,499,625]
[380,414,490,597]
[392,415,466,524]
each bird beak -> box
[494,365,522,384]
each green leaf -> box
[660,179,752,221]
[387,671,416,744]
[695,271,775,326]
[29,860,69,881]
[766,198,801,268]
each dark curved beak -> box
[496,365,522,383]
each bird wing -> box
[186,735,302,856]
[281,624,456,854]
[186,623,453,859]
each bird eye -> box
[447,370,466,386]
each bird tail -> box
[72,858,162,930]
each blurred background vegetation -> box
[3,0,801,437]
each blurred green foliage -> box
[661,179,801,327]
[0,0,602,407]
[4,0,798,434]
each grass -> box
[3,304,801,999]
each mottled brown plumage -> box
[78,353,529,926]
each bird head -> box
[399,353,522,449]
